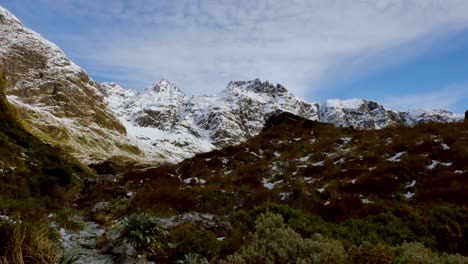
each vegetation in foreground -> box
[76,113,468,262]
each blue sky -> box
[1,0,467,113]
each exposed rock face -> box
[401,109,463,125]
[0,6,168,164]
[320,99,462,129]
[320,99,403,129]
[101,79,320,161]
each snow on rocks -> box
[262,178,283,190]
[427,160,438,170]
[388,152,405,162]
[406,180,416,188]
[312,161,325,167]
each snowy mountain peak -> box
[0,6,23,26]
[402,109,463,125]
[324,98,366,110]
[321,99,403,129]
[225,79,288,97]
[147,79,182,94]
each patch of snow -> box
[404,192,415,199]
[340,137,352,144]
[406,180,416,188]
[299,155,310,162]
[324,201,331,206]
[183,177,206,184]
[388,152,405,162]
[334,158,345,165]
[454,170,463,174]
[427,160,438,170]
[262,179,283,190]
[280,192,291,200]
[325,98,364,109]
[442,143,450,150]
[316,186,326,193]
[361,198,374,204]
[273,151,281,158]
[312,161,325,166]
[440,162,452,167]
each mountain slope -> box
[105,112,468,256]
[0,6,173,164]
[0,65,90,210]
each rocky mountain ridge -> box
[98,79,321,162]
[100,79,462,162]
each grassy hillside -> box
[82,112,468,261]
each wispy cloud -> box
[4,0,468,100]
[380,83,468,112]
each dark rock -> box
[90,202,111,215]
[89,161,116,175]
[113,243,136,264]
[159,212,232,236]
[262,112,306,132]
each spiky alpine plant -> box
[120,212,167,251]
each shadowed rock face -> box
[465,110,468,122]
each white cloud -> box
[380,83,468,112]
[10,0,468,99]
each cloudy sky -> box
[1,0,467,113]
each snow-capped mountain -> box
[100,80,463,162]
[320,99,403,129]
[99,79,320,161]
[320,99,462,129]
[401,109,463,126]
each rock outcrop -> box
[320,99,403,129]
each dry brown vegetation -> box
[73,112,468,260]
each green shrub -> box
[169,223,220,260]
[347,243,394,263]
[393,242,445,264]
[220,212,347,264]
[120,212,166,250]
